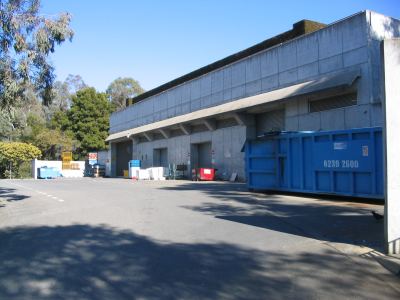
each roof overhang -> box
[106,70,360,142]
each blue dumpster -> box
[129,160,141,167]
[244,127,383,199]
[38,167,59,179]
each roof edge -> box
[129,19,326,104]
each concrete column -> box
[110,142,117,177]
[131,136,140,160]
[381,38,400,255]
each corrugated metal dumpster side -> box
[245,127,383,199]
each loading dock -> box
[191,142,212,169]
[106,12,400,254]
[153,148,168,168]
[116,141,132,177]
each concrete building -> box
[106,11,400,180]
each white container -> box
[138,169,150,180]
[129,167,140,179]
[148,167,166,180]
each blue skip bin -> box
[38,167,59,179]
[129,160,141,168]
[244,127,383,199]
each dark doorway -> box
[191,142,212,169]
[116,141,132,176]
[153,148,168,167]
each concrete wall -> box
[32,160,85,179]
[109,11,400,135]
[109,11,400,181]
[132,125,247,180]
[382,38,400,255]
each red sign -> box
[88,152,98,160]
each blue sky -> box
[41,0,400,92]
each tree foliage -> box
[49,74,87,113]
[0,141,41,178]
[0,0,74,108]
[106,77,144,111]
[23,113,77,159]
[0,141,41,163]
[66,87,111,157]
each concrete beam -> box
[382,39,400,255]
[129,135,140,144]
[159,129,170,139]
[143,132,153,142]
[233,112,248,126]
[203,119,216,131]
[179,124,191,135]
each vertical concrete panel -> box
[182,83,191,103]
[318,54,344,74]
[223,66,232,90]
[261,48,278,77]
[343,47,368,67]
[370,103,383,127]
[212,129,224,172]
[320,109,345,130]
[245,55,261,82]
[190,80,201,100]
[369,40,383,103]
[261,74,278,92]
[231,126,246,180]
[297,33,319,66]
[167,90,176,110]
[279,69,298,86]
[318,25,343,60]
[231,85,245,99]
[168,138,176,164]
[382,38,400,254]
[356,64,373,104]
[201,95,212,108]
[200,74,212,97]
[285,101,298,117]
[159,93,168,111]
[245,79,262,96]
[278,43,297,71]
[231,61,246,87]
[285,116,299,131]
[211,69,223,93]
[341,13,368,52]
[223,88,232,102]
[211,91,224,105]
[344,104,370,129]
[223,127,233,176]
[297,62,319,81]
[298,113,321,131]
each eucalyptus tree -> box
[106,77,144,111]
[0,0,74,109]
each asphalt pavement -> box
[0,178,399,299]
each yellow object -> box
[62,161,71,170]
[123,170,129,178]
[62,151,72,162]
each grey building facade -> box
[106,11,400,180]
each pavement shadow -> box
[161,182,385,252]
[0,224,398,299]
[0,187,30,208]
